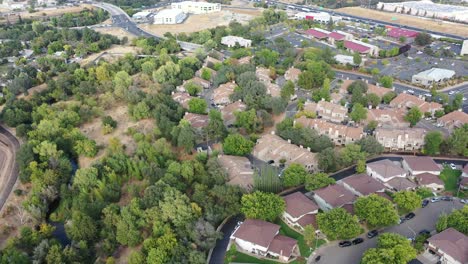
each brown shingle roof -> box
[415,173,444,186]
[427,228,468,264]
[296,117,364,141]
[386,177,417,191]
[221,101,247,126]
[283,192,319,219]
[438,111,468,127]
[367,84,392,98]
[296,214,318,229]
[314,184,356,208]
[390,93,442,113]
[284,67,302,82]
[403,156,441,172]
[183,112,209,129]
[232,219,279,248]
[217,155,254,190]
[172,92,193,109]
[342,203,355,215]
[367,159,406,179]
[212,82,236,105]
[341,173,386,196]
[268,235,298,258]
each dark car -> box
[398,216,406,224]
[422,199,429,208]
[367,230,378,239]
[405,212,416,220]
[419,229,431,236]
[441,196,453,201]
[338,241,352,247]
[352,238,364,245]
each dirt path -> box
[337,7,468,38]
[0,125,20,212]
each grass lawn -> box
[276,219,326,257]
[439,168,467,197]
[226,252,306,264]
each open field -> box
[93,26,138,40]
[0,4,95,24]
[80,44,142,65]
[337,7,468,38]
[140,8,261,36]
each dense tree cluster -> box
[361,233,417,264]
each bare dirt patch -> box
[93,26,138,40]
[0,4,95,24]
[140,9,261,35]
[337,7,468,38]
[78,104,155,168]
[80,44,142,66]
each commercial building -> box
[386,28,419,42]
[305,28,331,40]
[221,36,252,48]
[153,9,187,24]
[412,68,456,86]
[328,31,353,45]
[377,1,468,23]
[294,12,342,23]
[132,11,153,23]
[171,1,221,14]
[344,40,380,57]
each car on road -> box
[449,91,455,95]
[424,93,432,97]
[405,212,415,220]
[419,229,431,236]
[352,238,364,245]
[463,97,467,101]
[367,230,378,238]
[398,216,406,224]
[407,89,415,94]
[338,241,352,247]
[431,197,441,203]
[422,199,429,208]
[441,196,453,201]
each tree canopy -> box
[241,191,285,221]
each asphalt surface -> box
[0,125,20,212]
[310,200,465,264]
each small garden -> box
[276,219,326,258]
[439,167,467,198]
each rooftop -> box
[341,173,386,195]
[344,40,370,53]
[183,112,209,129]
[232,219,280,248]
[413,68,455,81]
[328,31,346,40]
[403,156,441,172]
[217,155,254,190]
[267,235,298,258]
[427,228,468,264]
[314,184,356,208]
[283,192,319,218]
[305,28,330,39]
[415,172,444,186]
[296,117,364,141]
[367,159,407,179]
[438,111,468,126]
[387,28,419,38]
[386,177,417,191]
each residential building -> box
[385,177,417,191]
[171,1,221,14]
[463,164,468,177]
[303,100,348,123]
[295,117,364,146]
[132,11,153,23]
[460,177,468,190]
[237,56,252,65]
[183,112,209,129]
[230,219,299,262]
[187,76,211,89]
[284,67,302,82]
[221,36,252,48]
[221,101,247,126]
[414,173,444,192]
[313,184,357,211]
[282,192,319,230]
[437,111,468,130]
[171,92,193,109]
[402,156,441,175]
[217,155,254,191]
[344,40,379,57]
[366,159,407,182]
[255,67,272,82]
[390,93,443,115]
[265,82,281,98]
[204,56,222,68]
[253,133,318,172]
[386,28,419,42]
[367,84,393,98]
[153,9,187,24]
[195,67,216,80]
[375,128,426,151]
[366,108,409,128]
[339,173,387,196]
[412,68,456,87]
[426,228,468,264]
[212,82,236,106]
[305,28,331,40]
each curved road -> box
[0,125,20,212]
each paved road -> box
[0,125,20,211]
[310,200,465,264]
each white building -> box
[334,54,357,66]
[294,12,342,23]
[366,159,407,183]
[461,40,468,56]
[412,68,456,86]
[377,1,468,23]
[37,0,57,7]
[132,11,153,23]
[221,36,252,48]
[171,1,221,14]
[153,9,187,24]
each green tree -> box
[350,103,368,123]
[424,131,443,155]
[241,191,285,221]
[185,82,202,96]
[65,211,97,241]
[362,233,417,264]
[415,32,432,46]
[394,191,422,213]
[340,144,367,167]
[318,147,340,172]
[305,172,336,191]
[204,110,227,142]
[444,206,468,234]
[379,76,393,88]
[383,91,397,104]
[303,225,316,247]
[366,93,381,108]
[234,109,261,133]
[356,159,366,173]
[356,136,384,156]
[281,80,295,100]
[436,213,448,232]
[201,68,212,81]
[355,194,399,227]
[353,53,362,66]
[188,98,207,114]
[445,125,468,157]
[404,106,422,127]
[317,208,362,240]
[282,163,308,188]
[160,190,201,228]
[222,134,254,156]
[153,61,181,84]
[254,164,283,193]
[255,48,279,67]
[171,120,196,153]
[113,71,132,98]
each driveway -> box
[309,200,464,264]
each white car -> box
[461,199,468,204]
[425,117,432,121]
[407,89,415,94]
[431,197,441,203]
[424,93,432,97]
[450,163,457,170]
[449,91,455,95]
[463,97,467,101]
[436,123,444,127]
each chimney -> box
[376,106,379,109]
[346,77,349,80]
[287,139,291,143]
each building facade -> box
[171,1,221,14]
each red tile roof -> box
[344,40,370,53]
[328,32,345,40]
[387,28,419,38]
[305,29,328,39]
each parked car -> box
[449,91,455,95]
[431,197,441,203]
[352,238,364,245]
[339,241,352,247]
[405,212,415,220]
[367,230,378,239]
[419,229,431,236]
[449,163,457,170]
[407,89,415,94]
[441,196,453,201]
[422,199,429,208]
[398,217,406,224]
[461,199,468,204]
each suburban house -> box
[366,159,407,182]
[375,128,426,151]
[313,184,357,211]
[460,177,468,190]
[253,133,318,172]
[183,112,209,129]
[204,56,222,68]
[171,92,193,109]
[463,164,468,177]
[187,76,211,89]
[402,156,441,176]
[256,67,272,82]
[237,56,252,65]
[385,177,417,191]
[295,117,364,146]
[284,67,302,82]
[426,228,468,264]
[414,173,444,192]
[230,219,299,262]
[437,111,468,131]
[282,192,320,230]
[344,40,379,57]
[265,82,281,98]
[366,108,409,128]
[367,84,393,98]
[339,173,387,197]
[221,101,247,126]
[221,36,252,48]
[303,100,348,123]
[217,155,254,191]
[212,82,237,106]
[412,68,456,87]
[390,93,443,115]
